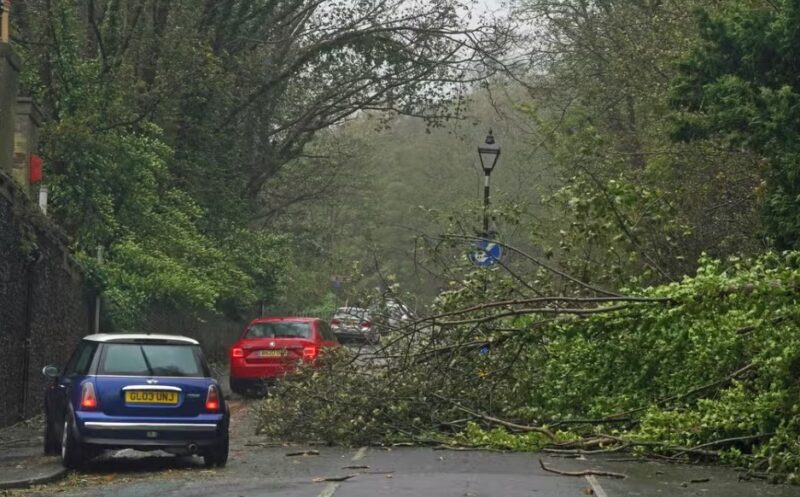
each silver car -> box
[330,307,378,344]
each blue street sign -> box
[469,238,502,267]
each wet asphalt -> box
[10,394,799,497]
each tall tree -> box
[670,0,800,249]
[507,0,763,286]
[17,0,507,213]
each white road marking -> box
[317,447,369,497]
[585,475,609,497]
[352,446,368,461]
[318,483,339,497]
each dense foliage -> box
[670,0,800,249]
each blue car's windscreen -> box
[99,344,204,377]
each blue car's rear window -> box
[99,344,204,377]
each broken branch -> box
[434,394,556,440]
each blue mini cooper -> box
[42,334,229,469]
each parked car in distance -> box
[371,299,415,331]
[330,307,378,344]
[42,334,229,469]
[229,317,339,395]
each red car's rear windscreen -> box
[245,322,312,339]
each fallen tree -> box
[255,251,800,484]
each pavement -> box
[0,416,66,490]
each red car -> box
[228,317,339,395]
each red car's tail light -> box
[205,385,220,411]
[360,321,371,329]
[80,382,98,410]
[303,346,318,360]
[231,347,244,358]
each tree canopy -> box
[12,0,508,326]
[670,0,800,249]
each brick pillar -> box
[0,43,19,174]
[13,97,42,196]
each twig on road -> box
[432,444,506,453]
[286,449,320,457]
[312,474,357,482]
[538,459,627,479]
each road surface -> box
[8,395,799,497]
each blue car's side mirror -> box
[42,365,60,378]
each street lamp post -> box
[477,130,501,235]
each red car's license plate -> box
[258,350,286,357]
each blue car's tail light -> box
[205,384,220,411]
[80,382,98,410]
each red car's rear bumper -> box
[230,358,297,380]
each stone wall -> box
[0,43,18,174]
[0,171,91,426]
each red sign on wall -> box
[29,154,43,183]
